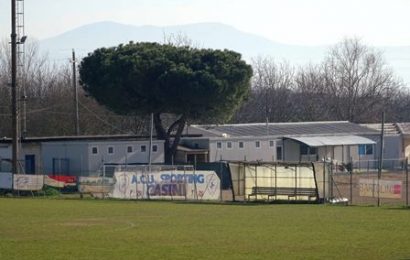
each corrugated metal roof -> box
[397,123,410,135]
[360,123,400,135]
[285,135,376,147]
[189,121,379,138]
[0,133,203,144]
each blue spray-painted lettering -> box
[160,174,204,184]
[131,175,155,184]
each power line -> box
[77,100,131,134]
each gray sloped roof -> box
[188,121,379,138]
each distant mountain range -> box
[39,21,410,85]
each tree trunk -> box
[153,113,186,164]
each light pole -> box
[11,0,19,175]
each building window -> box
[141,145,147,153]
[255,141,260,148]
[227,141,232,149]
[359,144,373,155]
[152,145,158,152]
[127,146,133,153]
[91,147,98,155]
[269,140,275,147]
[108,146,114,154]
[217,142,222,149]
[300,144,317,155]
[276,146,283,161]
[194,143,199,149]
[239,142,244,149]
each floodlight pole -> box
[11,0,19,175]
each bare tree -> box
[235,39,404,124]
[0,39,149,137]
[234,56,295,122]
[294,64,331,121]
[322,38,402,122]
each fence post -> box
[184,166,187,201]
[406,158,408,207]
[219,161,223,202]
[350,168,353,205]
[323,160,326,204]
[255,164,258,201]
[329,160,333,199]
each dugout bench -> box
[247,186,318,201]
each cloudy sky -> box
[0,0,410,46]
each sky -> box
[1,0,410,46]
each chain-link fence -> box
[2,159,409,206]
[330,158,409,206]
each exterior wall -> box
[333,146,344,162]
[0,144,11,159]
[20,142,42,174]
[403,136,410,159]
[0,144,11,172]
[86,140,164,174]
[283,140,378,164]
[41,142,89,176]
[283,140,301,162]
[181,139,210,150]
[382,135,402,159]
[208,138,280,162]
[41,140,165,176]
[184,133,401,165]
[318,146,333,161]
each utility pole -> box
[11,0,19,175]
[72,49,80,135]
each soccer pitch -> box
[1,198,410,259]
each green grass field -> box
[1,198,410,260]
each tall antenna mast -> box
[16,0,27,138]
[11,0,18,175]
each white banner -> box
[13,174,44,191]
[0,172,13,189]
[359,179,402,199]
[111,170,220,201]
[78,177,114,193]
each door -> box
[25,154,36,174]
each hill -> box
[39,21,410,84]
